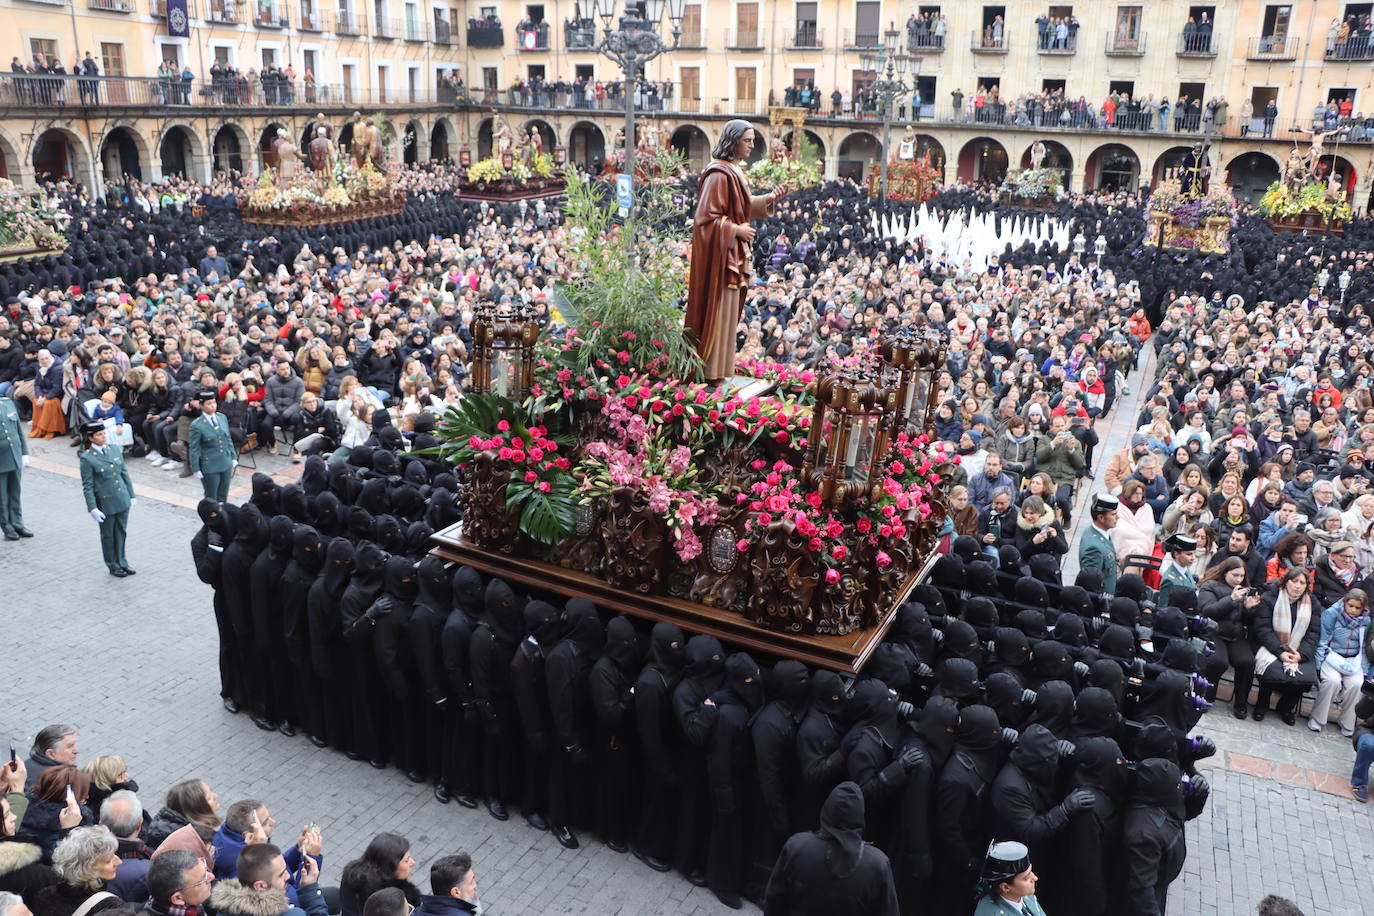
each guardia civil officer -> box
[0,393,31,539]
[78,420,136,576]
[1077,495,1120,595]
[1156,534,1198,609]
[974,841,1047,916]
[189,388,236,503]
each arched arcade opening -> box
[837,131,881,182]
[956,137,1008,185]
[100,127,145,182]
[670,125,710,168]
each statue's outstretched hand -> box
[736,223,757,244]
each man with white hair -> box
[101,790,152,902]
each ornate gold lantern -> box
[880,326,947,438]
[470,301,540,398]
[802,359,897,507]
[459,145,471,168]
[501,149,514,171]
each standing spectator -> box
[23,729,77,793]
[29,826,122,916]
[413,854,479,916]
[210,844,327,916]
[141,850,213,916]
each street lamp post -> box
[594,0,683,216]
[862,26,916,217]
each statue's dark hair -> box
[712,119,755,161]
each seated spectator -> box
[1206,525,1265,586]
[1197,557,1262,719]
[338,835,418,916]
[1112,479,1157,574]
[1266,532,1315,584]
[1252,567,1320,725]
[1212,494,1252,543]
[142,849,213,916]
[1259,499,1302,558]
[97,792,150,903]
[1308,590,1370,736]
[1313,540,1366,608]
[413,854,479,916]
[1011,495,1067,563]
[968,452,1014,512]
[1161,488,1213,540]
[29,826,123,916]
[18,769,90,862]
[211,844,327,916]
[142,780,220,851]
[363,888,408,916]
[945,485,980,540]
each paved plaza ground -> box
[3,405,1370,915]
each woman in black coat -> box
[338,833,420,916]
[0,792,59,900]
[1195,557,1262,719]
[1011,496,1068,562]
[1250,566,1321,725]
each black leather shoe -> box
[3,531,18,541]
[109,567,128,577]
[1233,704,1249,720]
[714,892,743,910]
[606,840,628,854]
[308,735,327,748]
[15,528,32,538]
[525,812,549,831]
[345,750,363,761]
[1280,708,1297,727]
[551,825,578,849]
[122,567,136,575]
[434,784,451,804]
[369,759,387,769]
[278,722,296,737]
[1252,705,1267,722]
[687,870,707,887]
[456,793,479,809]
[252,716,278,732]
[406,769,426,784]
[633,851,670,872]
[486,799,509,821]
[222,697,240,714]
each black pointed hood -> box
[1088,659,1126,706]
[348,507,375,541]
[648,621,687,680]
[301,455,329,496]
[279,484,311,524]
[403,459,428,486]
[1058,585,1094,618]
[358,477,391,515]
[1052,613,1087,648]
[313,491,343,538]
[966,560,999,596]
[993,626,1031,669]
[374,514,406,555]
[452,566,484,619]
[965,597,999,637]
[267,515,295,557]
[1071,686,1120,739]
[891,603,934,661]
[1132,757,1184,812]
[404,520,433,557]
[251,472,280,515]
[913,695,959,768]
[809,670,847,719]
[1014,576,1049,608]
[1098,624,1136,660]
[1030,640,1073,684]
[1016,608,1049,641]
[483,578,525,648]
[603,615,642,671]
[935,657,983,704]
[384,555,418,602]
[391,484,425,522]
[322,537,355,593]
[984,671,1028,730]
[415,555,451,610]
[1074,736,1128,801]
[683,634,726,690]
[769,660,810,712]
[818,781,866,878]
[523,599,563,647]
[942,619,982,662]
[721,652,765,712]
[1027,679,1074,738]
[1009,723,1061,788]
[425,487,459,530]
[291,524,324,573]
[561,598,604,659]
[233,503,268,553]
[328,462,357,503]
[848,677,898,747]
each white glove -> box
[89,509,106,523]
[21,455,29,467]
[194,471,204,480]
[129,498,136,509]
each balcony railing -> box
[1105,31,1146,55]
[565,21,596,48]
[297,5,324,29]
[466,22,504,46]
[151,0,198,17]
[677,26,704,47]
[89,0,136,12]
[335,8,364,33]
[971,30,1008,52]
[1177,31,1215,55]
[845,28,881,48]
[1248,35,1297,59]
[515,24,549,49]
[786,26,822,48]
[1036,31,1076,53]
[1325,35,1374,61]
[205,0,239,22]
[403,18,428,41]
[906,30,945,51]
[373,15,395,37]
[433,18,451,44]
[726,27,762,49]
[253,2,288,27]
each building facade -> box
[1,0,1372,210]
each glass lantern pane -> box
[905,371,929,426]
[492,349,513,398]
[852,416,873,489]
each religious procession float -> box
[0,178,68,260]
[1143,178,1237,254]
[428,150,948,672]
[1259,136,1352,236]
[240,113,405,228]
[997,166,1063,211]
[457,114,568,201]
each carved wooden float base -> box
[431,522,936,674]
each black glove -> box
[898,744,927,770]
[1186,773,1210,797]
[1061,788,1095,814]
[1001,727,1019,747]
[566,743,590,766]
[365,596,393,619]
[1055,739,1076,760]
[1021,688,1038,705]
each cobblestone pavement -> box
[5,436,1371,915]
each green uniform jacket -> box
[0,398,27,472]
[189,412,236,474]
[1157,561,1197,609]
[973,893,1047,916]
[1078,524,1119,594]
[79,444,134,514]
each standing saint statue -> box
[684,119,791,383]
[307,125,334,173]
[1029,139,1047,170]
[272,128,306,188]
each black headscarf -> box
[1071,687,1121,740]
[817,781,867,878]
[984,672,1028,730]
[912,695,959,769]
[301,455,329,496]
[251,472,280,516]
[602,615,642,671]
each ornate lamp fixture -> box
[802,359,897,507]
[470,300,540,398]
[878,327,948,438]
[553,145,567,166]
[459,145,471,168]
